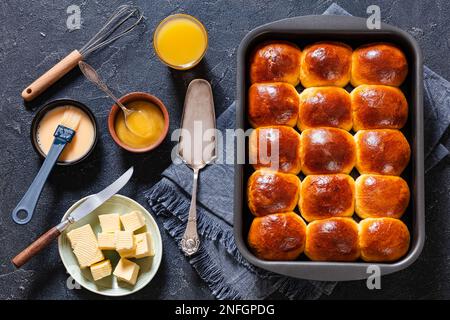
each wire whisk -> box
[80,5,143,56]
[22,4,144,101]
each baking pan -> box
[234,15,424,281]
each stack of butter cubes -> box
[66,210,154,286]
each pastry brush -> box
[12,107,82,225]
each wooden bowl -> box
[108,92,169,153]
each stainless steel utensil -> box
[178,79,217,256]
[78,61,150,137]
[12,167,134,268]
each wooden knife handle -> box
[12,226,61,268]
[21,50,83,101]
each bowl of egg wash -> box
[31,99,98,165]
[108,92,169,153]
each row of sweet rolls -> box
[248,214,410,262]
[249,126,410,176]
[249,41,408,88]
[248,83,408,131]
[248,171,409,220]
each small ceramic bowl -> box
[58,194,163,297]
[31,99,98,166]
[108,92,169,153]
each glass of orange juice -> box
[153,14,208,70]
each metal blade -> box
[69,167,134,222]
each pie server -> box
[12,166,134,268]
[178,79,217,256]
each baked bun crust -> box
[355,174,410,219]
[250,41,302,86]
[300,174,355,222]
[300,42,352,87]
[351,43,408,87]
[351,85,408,131]
[301,128,356,175]
[249,126,302,174]
[248,212,307,260]
[298,87,352,131]
[305,217,360,261]
[359,218,410,262]
[248,170,301,217]
[248,82,299,128]
[355,129,410,176]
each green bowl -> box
[58,194,163,296]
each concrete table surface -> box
[1,0,450,300]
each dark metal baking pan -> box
[234,15,424,281]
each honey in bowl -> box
[36,105,95,163]
[154,14,208,70]
[114,100,166,149]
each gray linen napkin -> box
[146,3,450,300]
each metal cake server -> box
[178,79,217,256]
[12,167,134,268]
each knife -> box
[12,167,134,268]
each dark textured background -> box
[1,0,449,300]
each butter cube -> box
[120,211,145,232]
[97,232,116,250]
[113,258,140,285]
[115,231,134,250]
[98,214,121,232]
[73,239,104,268]
[133,232,155,259]
[66,224,97,249]
[90,260,112,281]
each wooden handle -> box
[12,226,61,268]
[21,50,83,101]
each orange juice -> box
[154,14,208,70]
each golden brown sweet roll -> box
[300,174,355,222]
[248,212,307,260]
[305,217,360,261]
[351,85,408,131]
[354,129,410,176]
[247,170,301,217]
[300,127,356,175]
[249,41,302,86]
[300,41,352,87]
[248,82,299,128]
[298,87,352,131]
[355,174,410,219]
[351,43,408,87]
[359,218,410,262]
[249,126,301,174]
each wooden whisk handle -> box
[21,50,83,101]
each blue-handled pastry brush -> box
[12,107,82,224]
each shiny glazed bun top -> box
[301,127,356,175]
[250,41,302,86]
[359,218,410,262]
[351,85,408,131]
[298,86,352,131]
[248,82,299,128]
[247,170,300,217]
[355,129,410,176]
[300,41,352,87]
[351,43,408,87]
[248,212,307,261]
[249,126,302,174]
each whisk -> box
[22,4,143,101]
